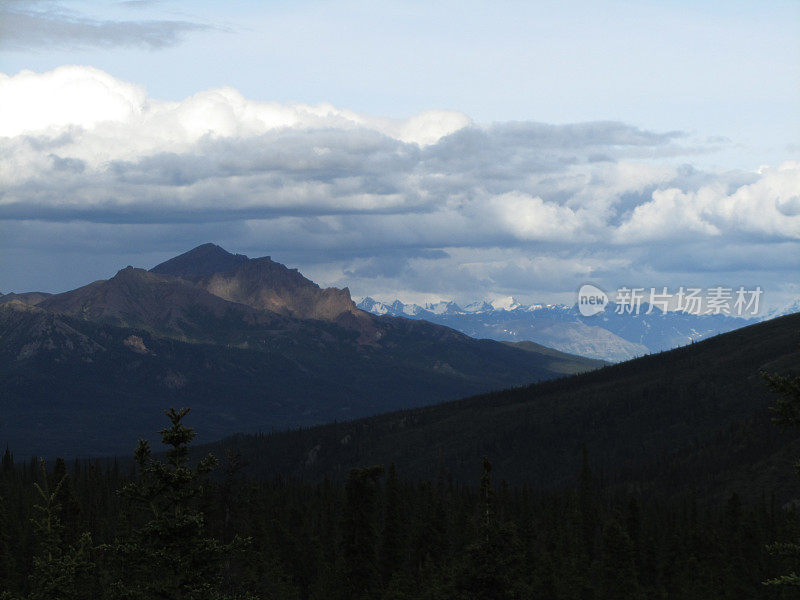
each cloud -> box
[0,1,208,51]
[0,66,797,310]
[614,163,800,243]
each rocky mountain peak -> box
[196,255,359,321]
[150,243,249,278]
[147,244,362,323]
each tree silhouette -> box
[763,368,800,588]
[109,407,251,599]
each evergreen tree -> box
[599,518,642,600]
[27,460,95,600]
[109,407,251,599]
[0,479,15,592]
[339,465,384,600]
[578,445,600,600]
[380,463,404,585]
[0,405,796,600]
[454,458,527,600]
[578,445,599,561]
[763,369,800,588]
[49,458,82,545]
[1,447,13,475]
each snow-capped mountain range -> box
[766,299,800,320]
[357,296,766,362]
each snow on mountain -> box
[490,296,523,311]
[764,299,800,320]
[357,297,389,315]
[356,296,755,362]
[424,300,462,315]
[359,298,462,317]
[462,301,493,313]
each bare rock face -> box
[151,244,364,323]
[190,254,382,344]
[195,257,359,321]
[123,334,149,354]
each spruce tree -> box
[578,445,599,561]
[0,480,15,593]
[27,460,95,600]
[380,463,404,585]
[49,458,81,545]
[599,518,642,600]
[339,465,384,600]
[763,369,800,588]
[109,407,251,600]
[1,447,12,475]
[454,458,527,600]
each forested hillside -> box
[1,409,798,599]
[203,312,800,503]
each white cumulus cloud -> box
[0,66,797,310]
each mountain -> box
[38,266,282,342]
[0,245,602,457]
[0,291,52,306]
[155,247,362,325]
[152,244,360,322]
[202,312,800,502]
[503,340,609,375]
[357,297,749,361]
[150,242,249,277]
[766,299,800,319]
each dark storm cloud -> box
[49,154,85,173]
[0,1,209,50]
[108,129,420,189]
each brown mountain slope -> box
[0,300,106,359]
[38,266,281,342]
[0,291,52,306]
[151,244,360,321]
[151,244,378,341]
[195,256,359,321]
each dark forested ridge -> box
[0,315,798,598]
[201,312,800,503]
[0,245,602,458]
[1,408,799,600]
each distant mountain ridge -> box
[767,299,800,320]
[357,296,752,361]
[0,244,603,457]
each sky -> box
[0,0,798,311]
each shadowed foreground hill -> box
[204,312,800,502]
